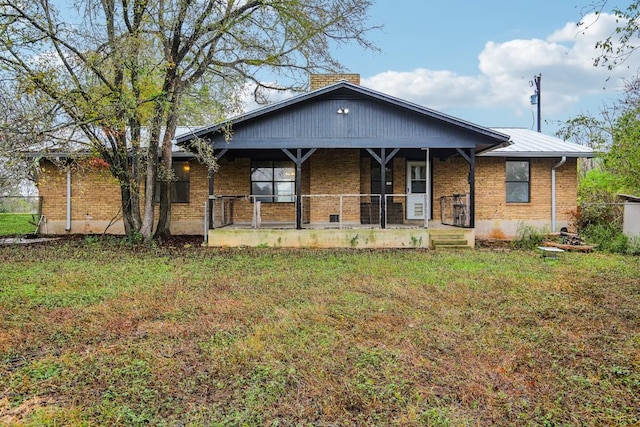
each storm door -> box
[406,160,429,220]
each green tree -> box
[555,110,613,180]
[589,1,640,69]
[579,1,640,195]
[606,108,640,193]
[0,0,376,240]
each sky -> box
[43,0,640,137]
[263,0,640,136]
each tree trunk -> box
[155,164,172,239]
[139,112,164,241]
[155,151,172,239]
[155,91,182,239]
[120,185,139,236]
[107,131,143,239]
[129,121,142,234]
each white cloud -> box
[363,69,488,110]
[362,13,637,119]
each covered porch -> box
[204,190,474,248]
[176,79,511,248]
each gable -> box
[177,81,510,152]
[222,98,499,149]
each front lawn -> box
[0,213,37,236]
[0,240,638,425]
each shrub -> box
[572,168,631,254]
[581,223,629,253]
[511,222,547,250]
[625,235,640,255]
[573,169,623,230]
[573,202,623,231]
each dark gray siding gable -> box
[213,99,491,149]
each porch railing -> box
[440,193,470,227]
[208,193,430,229]
[209,196,240,228]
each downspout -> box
[551,156,566,232]
[65,166,72,232]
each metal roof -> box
[618,194,640,202]
[481,128,594,158]
[29,126,200,158]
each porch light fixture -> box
[183,162,191,172]
[337,107,349,114]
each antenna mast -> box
[530,74,542,132]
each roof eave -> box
[480,151,595,158]
[617,193,640,202]
[27,150,195,160]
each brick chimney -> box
[310,73,360,90]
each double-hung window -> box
[251,160,295,202]
[506,160,530,203]
[156,160,190,203]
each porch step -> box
[431,239,469,249]
[429,230,470,249]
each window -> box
[371,162,393,195]
[251,160,295,202]
[506,160,529,203]
[156,160,190,203]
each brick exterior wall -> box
[212,153,578,234]
[433,156,575,219]
[212,150,360,225]
[38,159,208,235]
[310,74,360,90]
[432,156,578,237]
[211,157,311,224]
[38,152,579,238]
[309,149,361,223]
[38,160,123,234]
[482,157,577,237]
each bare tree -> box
[0,80,60,195]
[0,0,376,240]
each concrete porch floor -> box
[206,221,474,248]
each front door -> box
[406,161,428,220]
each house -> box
[35,74,593,247]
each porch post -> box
[380,148,387,229]
[424,148,429,228]
[209,148,228,230]
[366,148,400,229]
[456,147,475,228]
[469,148,475,228]
[208,170,214,229]
[296,149,303,229]
[282,148,316,230]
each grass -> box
[0,213,38,236]
[0,239,639,426]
